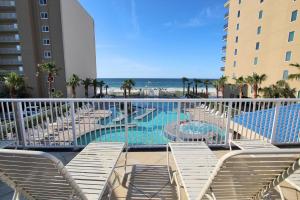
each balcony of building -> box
[0,58,22,66]
[222,34,227,41]
[220,66,225,72]
[224,12,229,19]
[224,0,230,8]
[0,98,299,199]
[224,23,228,31]
[222,45,226,52]
[0,1,15,11]
[0,24,18,32]
[0,35,19,43]
[0,47,21,55]
[0,13,17,22]
[221,56,226,62]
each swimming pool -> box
[180,121,225,135]
[77,103,189,146]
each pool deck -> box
[0,149,298,200]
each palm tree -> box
[67,74,81,98]
[246,73,267,98]
[288,63,300,80]
[36,62,59,97]
[3,72,25,98]
[105,85,109,96]
[212,80,219,98]
[187,82,192,96]
[98,80,105,97]
[81,78,92,98]
[193,79,202,95]
[203,80,211,97]
[181,77,189,96]
[233,76,246,98]
[218,76,228,98]
[125,79,135,96]
[121,82,128,98]
[91,79,98,97]
[261,80,296,98]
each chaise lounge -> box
[0,142,125,200]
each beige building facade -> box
[223,0,300,98]
[0,0,96,97]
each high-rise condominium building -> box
[0,0,96,97]
[222,0,300,98]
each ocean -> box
[98,78,216,90]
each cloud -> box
[163,6,221,29]
[130,0,140,37]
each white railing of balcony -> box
[0,13,16,19]
[0,59,22,65]
[0,36,19,42]
[0,24,18,31]
[0,48,20,54]
[0,1,15,7]
[0,99,299,149]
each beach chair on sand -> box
[167,142,300,200]
[231,139,300,193]
[0,142,125,200]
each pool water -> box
[78,107,189,146]
[180,122,225,136]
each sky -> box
[79,0,227,79]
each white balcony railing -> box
[0,98,299,149]
[0,48,21,54]
[0,36,19,42]
[0,1,15,7]
[0,13,16,20]
[0,24,18,31]
[0,59,22,65]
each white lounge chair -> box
[167,142,300,200]
[0,142,125,200]
[231,139,300,194]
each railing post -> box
[225,101,232,146]
[70,102,77,148]
[176,102,181,141]
[124,101,128,146]
[271,102,281,144]
[16,102,26,148]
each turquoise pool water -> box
[78,109,189,146]
[179,122,225,136]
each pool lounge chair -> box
[0,142,125,200]
[167,142,300,200]
[231,139,300,193]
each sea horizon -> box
[97,78,217,89]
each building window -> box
[298,91,300,98]
[257,26,261,35]
[285,51,292,61]
[235,36,239,43]
[283,70,289,80]
[42,25,49,32]
[39,0,47,5]
[254,57,258,65]
[40,12,48,19]
[233,61,237,67]
[260,0,264,3]
[288,31,295,42]
[237,10,240,18]
[236,23,240,30]
[232,73,236,79]
[234,49,238,55]
[44,50,52,58]
[43,39,50,45]
[291,10,298,22]
[255,42,260,50]
[238,0,242,4]
[259,10,263,19]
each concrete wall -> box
[60,0,97,98]
[224,0,300,97]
